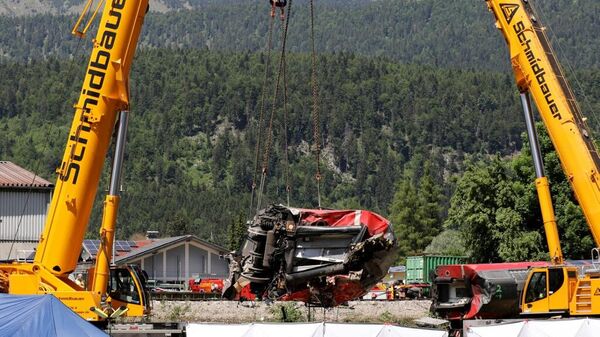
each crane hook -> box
[270,0,287,8]
[270,0,287,20]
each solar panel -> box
[115,240,131,252]
[83,239,142,259]
[26,251,36,260]
[83,239,100,256]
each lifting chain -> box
[250,4,278,215]
[267,0,291,207]
[309,0,322,208]
[282,52,291,206]
[256,0,292,211]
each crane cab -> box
[107,265,150,317]
[86,264,150,318]
[521,266,600,317]
[521,266,572,316]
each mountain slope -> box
[0,1,599,71]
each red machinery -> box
[188,278,224,294]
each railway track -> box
[150,291,222,301]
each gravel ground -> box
[151,300,432,325]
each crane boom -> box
[0,0,150,321]
[486,0,600,247]
[486,0,600,316]
[35,0,148,275]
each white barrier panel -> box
[465,318,600,337]
[186,323,448,337]
[388,325,449,337]
[246,323,323,337]
[186,323,252,337]
[322,323,382,337]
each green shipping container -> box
[405,255,467,284]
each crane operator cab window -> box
[525,271,547,303]
[548,268,564,295]
[109,268,141,304]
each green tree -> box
[389,161,444,261]
[445,123,594,262]
[522,125,592,259]
[415,161,444,240]
[228,212,248,251]
[446,158,501,262]
[425,230,468,256]
[165,209,191,237]
[390,174,420,260]
[211,131,232,184]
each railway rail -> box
[150,291,221,301]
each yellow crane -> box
[486,0,600,316]
[0,0,150,321]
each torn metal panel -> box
[223,205,397,307]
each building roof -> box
[115,235,228,264]
[0,161,53,189]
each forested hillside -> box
[1,1,600,70]
[1,0,600,262]
[0,50,530,241]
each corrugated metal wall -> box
[0,190,51,241]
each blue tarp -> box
[0,294,107,337]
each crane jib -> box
[59,0,126,185]
[513,21,562,121]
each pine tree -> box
[389,157,447,263]
[415,161,444,250]
[389,172,420,262]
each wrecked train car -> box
[431,262,551,330]
[431,260,596,323]
[223,205,397,307]
[432,260,596,332]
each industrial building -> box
[0,161,53,260]
[115,235,229,288]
